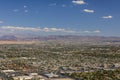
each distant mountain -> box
[0,35,17,40]
[0,35,120,42]
[32,35,120,41]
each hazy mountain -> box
[0,35,120,43]
[0,35,17,40]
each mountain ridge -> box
[0,35,120,42]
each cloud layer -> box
[0,26,75,33]
[0,26,101,35]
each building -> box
[44,73,59,78]
[12,75,45,80]
[44,73,74,80]
[1,69,15,73]
[51,78,74,80]
[12,76,33,80]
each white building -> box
[1,69,15,73]
[13,76,33,80]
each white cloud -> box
[24,5,27,8]
[93,30,101,33]
[83,30,91,33]
[42,28,75,33]
[83,30,101,33]
[72,0,86,5]
[102,15,113,19]
[0,26,101,34]
[43,27,65,32]
[1,26,40,31]
[83,9,94,13]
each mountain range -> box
[0,35,120,43]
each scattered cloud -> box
[24,5,27,8]
[23,5,28,13]
[102,15,113,19]
[83,9,94,13]
[72,0,86,5]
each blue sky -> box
[0,0,120,36]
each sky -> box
[0,0,120,36]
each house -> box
[1,69,16,76]
[44,73,74,80]
[12,76,33,80]
[44,73,59,78]
[13,75,45,80]
[114,63,120,68]
[51,78,74,80]
[29,73,38,76]
[1,69,15,73]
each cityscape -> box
[0,0,120,80]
